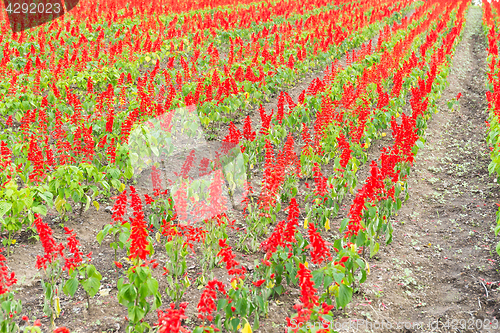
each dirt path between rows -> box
[336,6,500,333]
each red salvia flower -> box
[0,248,16,295]
[63,227,84,272]
[217,239,245,278]
[337,133,352,168]
[243,116,256,141]
[106,138,116,164]
[277,92,285,124]
[223,122,241,145]
[112,190,127,225]
[105,107,114,132]
[34,214,65,270]
[252,279,266,287]
[283,198,300,245]
[208,169,227,218]
[157,302,190,333]
[297,263,319,309]
[197,279,227,322]
[260,220,286,255]
[312,163,329,199]
[306,223,332,265]
[128,186,150,261]
[259,105,273,135]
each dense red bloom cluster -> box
[161,218,206,251]
[63,227,84,272]
[297,263,318,309]
[277,92,285,124]
[259,105,273,135]
[391,114,419,164]
[260,220,287,256]
[106,138,116,164]
[27,135,46,183]
[243,115,256,141]
[261,198,301,256]
[105,107,114,133]
[312,163,329,199]
[0,249,16,295]
[217,239,245,278]
[128,186,150,261]
[306,223,332,265]
[53,327,70,333]
[258,139,278,211]
[282,134,300,175]
[197,279,227,322]
[34,214,65,270]
[223,122,241,145]
[120,108,139,144]
[337,133,352,168]
[112,190,128,225]
[346,161,382,238]
[0,141,13,184]
[283,198,300,245]
[286,303,312,333]
[157,302,191,333]
[252,279,266,287]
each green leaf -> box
[118,284,137,303]
[125,163,134,179]
[146,278,159,294]
[339,218,349,232]
[370,241,380,257]
[37,191,54,206]
[230,317,240,331]
[253,313,260,331]
[32,204,47,216]
[0,201,12,218]
[137,266,148,282]
[109,168,120,179]
[333,272,344,285]
[336,283,353,308]
[273,284,284,295]
[128,305,146,323]
[193,328,206,333]
[217,298,228,311]
[85,195,91,212]
[151,146,159,157]
[55,196,66,213]
[324,275,333,290]
[63,278,79,297]
[81,277,101,297]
